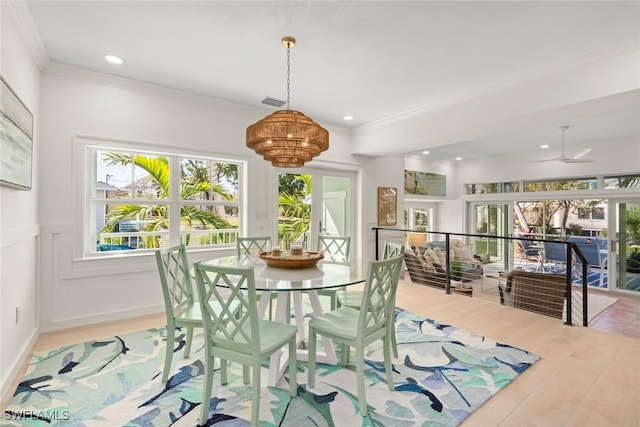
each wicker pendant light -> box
[246,37,329,168]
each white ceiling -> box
[24,1,640,160]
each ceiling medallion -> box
[246,37,329,168]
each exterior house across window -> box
[85,143,243,256]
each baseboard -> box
[0,326,39,410]
[41,304,164,333]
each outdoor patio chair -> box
[574,242,606,287]
[517,238,543,269]
[542,241,569,272]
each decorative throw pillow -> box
[454,245,473,261]
[422,259,436,273]
[424,249,440,266]
[432,247,446,267]
[450,239,464,248]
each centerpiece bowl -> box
[259,251,324,269]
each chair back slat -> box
[318,235,351,262]
[155,244,194,316]
[194,263,259,354]
[383,241,405,259]
[359,256,403,336]
[236,236,271,257]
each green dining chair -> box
[336,241,405,357]
[236,236,272,257]
[307,255,403,417]
[316,235,351,310]
[236,236,277,318]
[193,262,298,427]
[156,244,223,383]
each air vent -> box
[261,97,285,107]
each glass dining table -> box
[201,254,367,386]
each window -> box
[464,182,519,194]
[604,174,640,189]
[87,146,242,255]
[523,178,596,192]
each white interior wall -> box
[0,3,42,400]
[403,155,460,232]
[361,155,404,259]
[36,67,358,333]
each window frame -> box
[74,136,246,260]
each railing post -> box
[374,228,380,260]
[582,258,589,327]
[565,242,573,326]
[445,233,451,294]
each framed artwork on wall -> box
[404,169,446,196]
[0,76,34,190]
[377,186,397,226]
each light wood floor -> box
[3,280,640,426]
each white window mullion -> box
[169,155,182,246]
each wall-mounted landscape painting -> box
[1,76,34,190]
[404,170,446,196]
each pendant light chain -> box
[286,41,291,110]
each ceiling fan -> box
[528,125,593,163]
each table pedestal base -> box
[257,290,337,386]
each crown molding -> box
[355,33,640,133]
[42,62,350,132]
[5,0,49,69]
[43,62,272,117]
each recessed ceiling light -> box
[104,54,124,64]
[422,150,430,155]
[343,116,354,121]
[540,144,550,149]
[455,157,462,161]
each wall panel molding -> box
[0,225,39,248]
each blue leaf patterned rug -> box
[4,309,539,426]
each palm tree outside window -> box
[89,147,243,254]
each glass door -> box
[612,201,640,293]
[277,169,353,253]
[470,203,510,269]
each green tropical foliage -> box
[100,153,234,248]
[278,173,311,244]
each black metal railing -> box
[373,227,592,326]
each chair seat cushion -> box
[336,290,363,308]
[217,319,297,355]
[175,303,204,323]
[309,306,361,340]
[256,320,298,354]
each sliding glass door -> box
[612,201,640,293]
[470,203,511,270]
